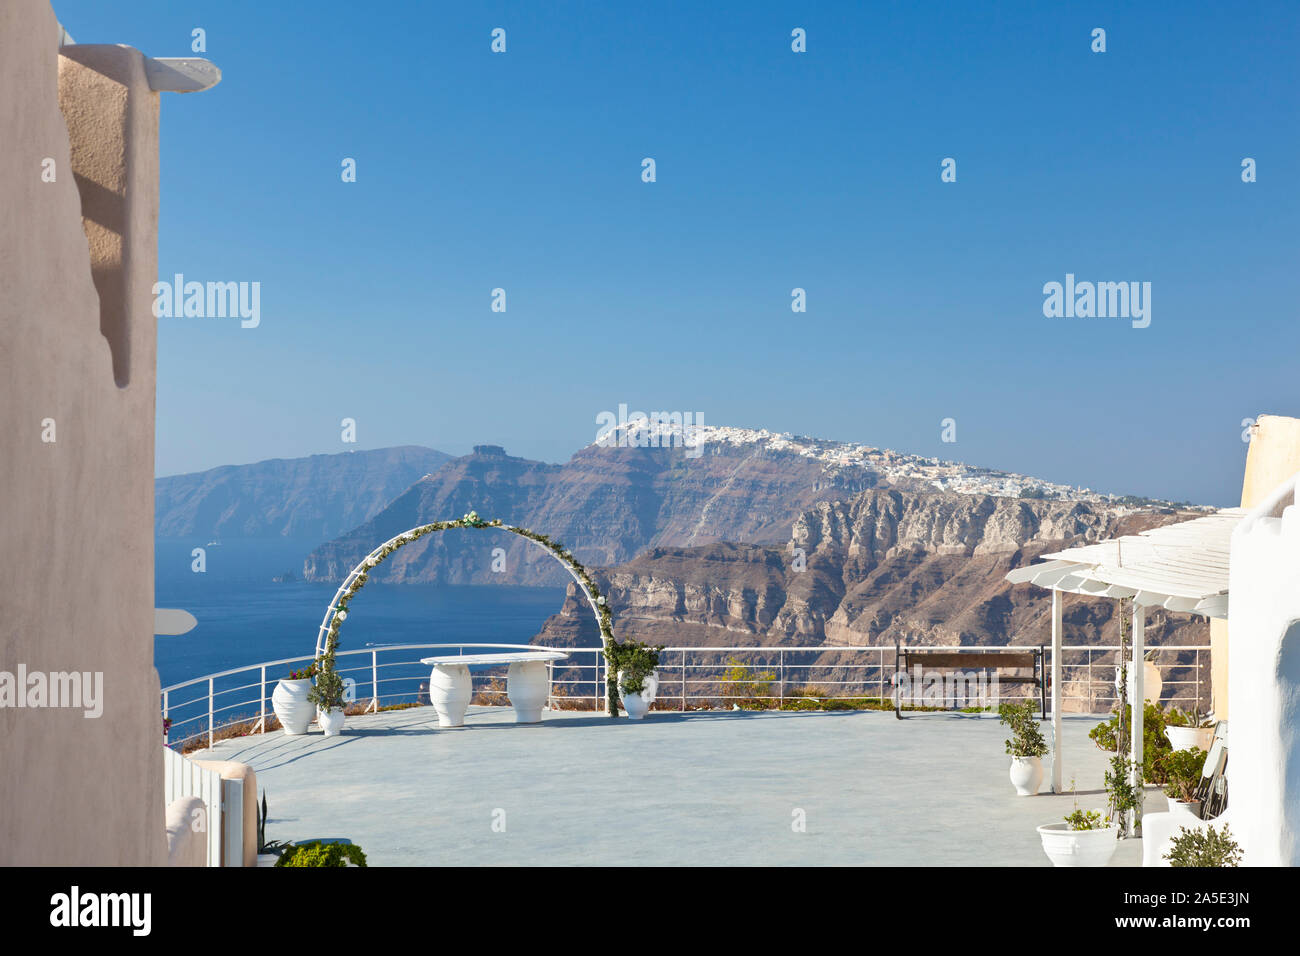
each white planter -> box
[272,678,314,736]
[1166,726,1214,752]
[1168,799,1202,821]
[318,707,345,736]
[1037,822,1120,867]
[1009,756,1044,796]
[429,664,471,727]
[506,659,550,724]
[618,668,658,720]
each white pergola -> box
[1005,508,1243,791]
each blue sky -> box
[57,1,1299,505]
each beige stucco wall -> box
[0,1,163,865]
[1210,414,1300,719]
[1241,416,1300,508]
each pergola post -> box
[1131,603,1146,784]
[1051,588,1063,793]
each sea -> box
[155,538,566,733]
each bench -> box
[894,641,1046,719]
[420,650,568,727]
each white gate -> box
[163,747,243,866]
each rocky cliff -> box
[302,440,885,585]
[531,489,1209,651]
[155,445,450,541]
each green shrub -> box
[1164,706,1212,729]
[1105,751,1142,824]
[719,657,776,709]
[1089,702,1172,782]
[778,696,899,712]
[1064,808,1106,831]
[998,701,1048,758]
[1155,747,1204,803]
[1164,825,1241,867]
[275,840,368,867]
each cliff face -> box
[302,441,884,586]
[531,489,1209,651]
[155,445,450,541]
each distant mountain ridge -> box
[155,446,451,541]
[301,440,885,586]
[301,428,1194,588]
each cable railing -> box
[160,642,1212,751]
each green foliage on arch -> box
[318,511,623,715]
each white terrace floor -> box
[194,706,1164,866]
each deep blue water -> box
[154,538,566,737]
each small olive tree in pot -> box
[606,639,664,720]
[1155,747,1205,819]
[999,700,1048,796]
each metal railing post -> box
[680,650,686,712]
[778,650,785,707]
[207,677,215,750]
[1196,648,1202,714]
[1087,648,1093,713]
[258,666,266,733]
[371,650,379,712]
[163,690,169,745]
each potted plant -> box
[1088,701,1172,784]
[1164,707,1215,752]
[1163,823,1242,867]
[1154,747,1204,819]
[255,791,291,866]
[1038,805,1120,867]
[606,639,663,719]
[274,839,368,867]
[271,664,316,735]
[998,700,1048,795]
[308,654,346,736]
[308,605,349,735]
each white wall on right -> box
[1228,471,1300,865]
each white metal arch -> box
[314,524,607,658]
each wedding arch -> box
[313,512,621,714]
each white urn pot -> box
[506,660,550,724]
[1166,726,1214,752]
[429,664,472,727]
[1122,661,1163,706]
[272,678,314,736]
[1168,798,1203,821]
[1009,756,1044,796]
[318,707,345,737]
[618,669,658,720]
[1037,823,1120,867]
